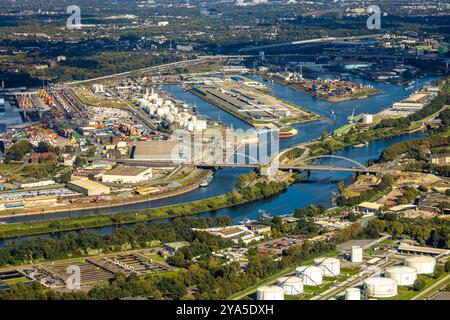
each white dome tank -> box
[364,277,397,298]
[257,285,284,300]
[404,256,436,275]
[296,266,323,286]
[314,257,341,277]
[345,287,361,300]
[385,266,417,286]
[351,246,363,263]
[277,276,304,296]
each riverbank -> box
[0,174,297,239]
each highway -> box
[238,34,382,53]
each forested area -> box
[363,217,450,248]
[0,217,228,267]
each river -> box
[0,75,438,246]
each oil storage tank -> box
[364,277,397,298]
[404,256,436,275]
[277,276,304,296]
[385,266,417,286]
[314,257,341,277]
[351,246,363,263]
[296,266,323,286]
[345,287,361,300]
[257,286,284,300]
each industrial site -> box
[0,0,449,307]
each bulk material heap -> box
[295,266,323,286]
[364,277,398,298]
[257,285,285,300]
[384,266,417,286]
[314,257,341,277]
[277,276,304,296]
[404,256,436,275]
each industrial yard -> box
[242,234,450,301]
[191,75,321,128]
[0,248,176,291]
[266,72,380,102]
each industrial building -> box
[398,243,450,256]
[68,179,111,196]
[101,166,153,184]
[133,141,188,162]
[355,202,382,215]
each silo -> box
[345,287,361,300]
[277,276,304,296]
[385,266,417,286]
[351,246,363,263]
[296,266,323,286]
[364,277,397,298]
[404,256,436,275]
[256,286,284,300]
[314,257,341,277]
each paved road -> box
[411,274,450,300]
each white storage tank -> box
[296,266,323,286]
[404,256,436,275]
[364,277,397,298]
[277,276,303,296]
[385,266,417,286]
[314,257,341,277]
[345,287,361,300]
[256,285,284,300]
[351,246,363,263]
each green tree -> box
[412,278,425,291]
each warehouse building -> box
[132,141,188,162]
[355,202,383,215]
[68,179,110,196]
[101,166,153,184]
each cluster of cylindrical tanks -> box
[363,256,436,299]
[137,89,207,132]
